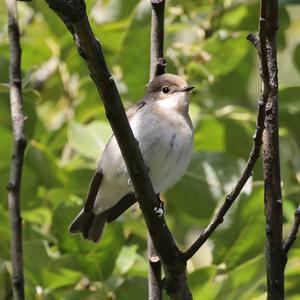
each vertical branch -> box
[148,1,165,299]
[260,0,284,299]
[148,236,162,300]
[6,0,26,299]
[150,0,166,79]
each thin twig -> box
[182,34,267,262]
[6,0,26,299]
[259,0,284,299]
[283,205,300,255]
[44,1,192,299]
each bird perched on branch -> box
[69,73,194,242]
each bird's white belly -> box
[94,107,193,213]
[140,128,191,193]
[132,109,193,193]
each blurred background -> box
[1,0,300,299]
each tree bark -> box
[259,0,284,299]
[6,0,26,299]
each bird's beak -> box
[181,86,195,93]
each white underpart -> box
[94,92,194,213]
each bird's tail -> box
[69,209,108,243]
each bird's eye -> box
[162,86,170,94]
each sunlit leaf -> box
[119,0,151,100]
[215,255,265,300]
[68,121,112,160]
[25,141,67,187]
[166,152,251,226]
[212,187,264,269]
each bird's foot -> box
[154,198,164,217]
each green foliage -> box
[1,0,300,299]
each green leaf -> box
[279,87,300,144]
[280,0,300,6]
[90,0,140,24]
[212,187,264,269]
[22,207,52,226]
[0,83,9,93]
[0,205,10,259]
[219,3,259,31]
[65,168,94,196]
[285,249,300,298]
[115,277,147,300]
[194,116,226,152]
[23,240,51,288]
[216,255,265,300]
[68,121,112,160]
[0,126,12,169]
[52,203,124,280]
[25,141,66,187]
[119,0,151,100]
[23,95,39,140]
[115,245,139,275]
[45,268,81,290]
[21,21,54,70]
[166,152,251,226]
[293,43,300,74]
[189,266,221,299]
[202,31,250,77]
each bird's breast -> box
[131,106,194,193]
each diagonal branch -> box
[283,205,300,256]
[44,1,192,299]
[6,0,27,299]
[182,34,267,262]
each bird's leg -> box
[153,193,164,217]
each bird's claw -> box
[154,200,164,217]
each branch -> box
[148,1,166,299]
[148,236,162,300]
[44,1,192,298]
[183,94,265,260]
[283,205,300,256]
[258,0,284,299]
[182,32,269,261]
[150,0,166,79]
[6,0,26,299]
[247,33,260,51]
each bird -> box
[69,73,194,242]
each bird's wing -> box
[83,170,103,213]
[107,193,137,222]
[80,99,148,214]
[69,99,149,239]
[126,99,147,120]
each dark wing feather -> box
[69,99,148,242]
[126,100,147,119]
[84,170,103,213]
[107,193,137,223]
